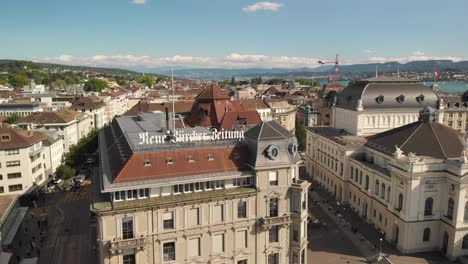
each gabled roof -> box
[219,111,262,130]
[245,121,293,141]
[124,101,165,116]
[18,110,79,124]
[0,127,46,150]
[240,99,269,110]
[71,96,105,110]
[196,84,230,100]
[366,121,464,159]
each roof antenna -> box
[397,65,400,77]
[172,66,175,131]
[375,65,378,77]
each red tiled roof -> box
[219,111,262,130]
[124,101,165,116]
[196,84,230,100]
[163,101,194,114]
[0,127,46,150]
[240,99,269,110]
[18,110,79,124]
[113,146,248,183]
[71,96,105,110]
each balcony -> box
[292,179,310,190]
[108,237,146,252]
[259,214,291,228]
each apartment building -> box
[265,100,296,132]
[92,114,310,264]
[70,96,107,129]
[0,128,49,195]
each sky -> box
[1,0,467,69]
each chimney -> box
[165,107,170,130]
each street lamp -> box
[378,237,383,260]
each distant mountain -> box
[149,60,468,80]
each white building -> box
[0,128,49,195]
[333,76,439,136]
[16,110,80,153]
[70,95,107,129]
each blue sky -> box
[1,0,467,69]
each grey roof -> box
[244,121,294,141]
[336,77,439,110]
[366,121,464,160]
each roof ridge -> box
[266,121,287,138]
[400,122,422,150]
[258,121,265,139]
[429,122,447,159]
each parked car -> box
[74,174,86,184]
[53,178,62,185]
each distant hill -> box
[149,60,468,80]
[0,60,159,77]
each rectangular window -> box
[5,149,19,155]
[163,212,174,230]
[268,253,279,264]
[213,234,225,252]
[237,201,247,219]
[7,173,21,179]
[163,242,175,261]
[237,260,247,264]
[269,198,278,217]
[188,208,200,226]
[6,161,20,167]
[188,238,200,257]
[0,187,4,193]
[269,226,279,243]
[269,171,278,186]
[213,204,224,222]
[122,217,134,240]
[123,250,136,264]
[236,230,247,249]
[8,184,22,192]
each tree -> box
[295,78,313,86]
[55,164,76,180]
[8,74,30,87]
[84,78,108,92]
[52,79,66,88]
[66,129,99,166]
[6,113,22,124]
[295,120,307,152]
[230,76,236,85]
[251,76,263,85]
[136,75,156,88]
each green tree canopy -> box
[6,113,22,124]
[8,74,30,87]
[84,78,108,92]
[266,78,286,85]
[250,76,263,85]
[295,78,313,86]
[55,164,76,180]
[136,75,156,88]
[295,120,307,152]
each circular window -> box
[288,142,298,156]
[266,145,280,160]
[233,153,240,160]
[416,95,425,103]
[396,95,405,104]
[376,95,384,104]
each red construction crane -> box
[318,54,340,88]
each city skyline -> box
[1,0,467,69]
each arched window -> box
[447,198,454,220]
[381,184,385,199]
[365,175,369,190]
[463,235,468,249]
[424,198,433,216]
[375,180,380,195]
[423,228,431,242]
[398,193,403,211]
[464,202,468,223]
[387,187,391,202]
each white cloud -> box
[412,51,425,56]
[363,49,376,54]
[131,0,146,5]
[33,52,464,70]
[242,2,283,12]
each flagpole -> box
[172,66,175,131]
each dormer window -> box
[376,95,384,104]
[208,154,214,161]
[166,158,174,164]
[416,95,425,103]
[233,153,240,160]
[240,118,247,125]
[144,160,151,167]
[187,155,195,162]
[1,135,10,142]
[396,95,405,104]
